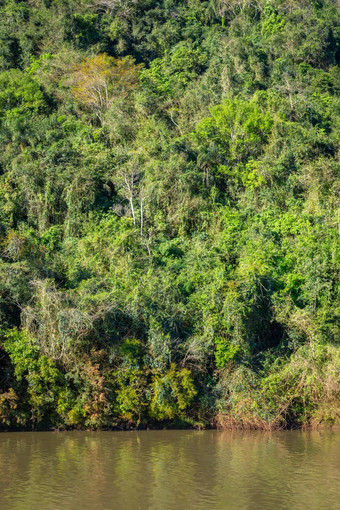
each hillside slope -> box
[0,0,339,430]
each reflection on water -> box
[0,429,339,510]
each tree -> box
[71,54,141,122]
[0,69,45,118]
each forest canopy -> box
[0,0,339,430]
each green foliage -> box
[3,328,64,426]
[115,365,147,423]
[261,4,286,36]
[150,364,197,421]
[141,42,207,97]
[217,343,340,429]
[215,338,241,368]
[0,0,339,430]
[194,98,273,194]
[0,69,45,118]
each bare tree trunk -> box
[130,196,136,225]
[140,197,144,237]
[124,175,136,225]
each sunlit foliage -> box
[0,0,339,430]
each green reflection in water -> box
[0,430,339,510]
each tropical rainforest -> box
[0,0,339,431]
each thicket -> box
[0,0,339,430]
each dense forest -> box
[0,0,339,430]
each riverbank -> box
[0,0,339,440]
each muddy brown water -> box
[0,429,339,510]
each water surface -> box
[1,429,339,510]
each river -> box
[0,429,339,509]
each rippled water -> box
[0,429,340,510]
